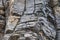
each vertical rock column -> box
[34,0,56,40]
[0,0,5,40]
[2,0,22,40]
[53,0,60,40]
[2,0,56,40]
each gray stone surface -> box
[3,0,56,40]
[13,0,25,15]
[5,16,20,33]
[56,30,60,40]
[15,21,37,31]
[53,5,60,29]
[24,0,34,14]
[53,0,60,40]
[0,0,58,40]
[20,15,37,23]
[0,10,4,15]
[0,0,4,10]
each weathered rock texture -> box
[0,0,5,40]
[0,0,60,40]
[53,0,60,40]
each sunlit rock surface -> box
[13,0,25,16]
[5,16,20,33]
[0,0,60,40]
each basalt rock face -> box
[0,0,60,40]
